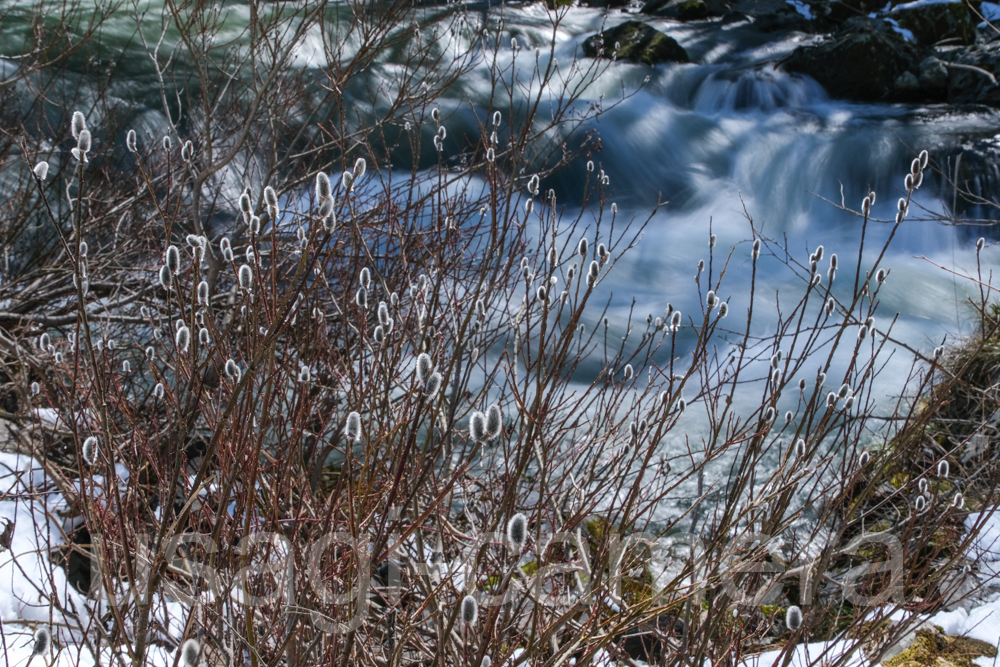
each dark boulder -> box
[579,0,632,8]
[642,0,711,20]
[782,16,918,100]
[945,43,1000,105]
[918,56,950,96]
[727,0,815,30]
[582,21,691,65]
[889,0,977,46]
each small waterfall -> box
[689,65,829,114]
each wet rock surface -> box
[582,20,691,64]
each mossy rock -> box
[883,628,997,667]
[890,471,910,489]
[583,515,654,605]
[582,21,690,66]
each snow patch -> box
[786,0,814,19]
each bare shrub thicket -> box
[0,1,998,666]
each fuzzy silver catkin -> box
[83,436,98,465]
[31,381,40,396]
[263,185,278,213]
[416,353,433,384]
[166,245,180,274]
[859,451,870,467]
[360,267,371,289]
[320,199,336,231]
[470,412,487,442]
[316,172,332,201]
[197,281,209,306]
[225,359,241,383]
[671,310,682,330]
[160,265,173,290]
[507,513,527,548]
[378,301,391,327]
[182,140,194,162]
[977,237,986,251]
[486,404,502,439]
[354,157,366,179]
[345,411,362,442]
[73,129,91,158]
[858,325,868,341]
[154,382,165,399]
[752,238,761,259]
[424,372,442,397]
[838,383,850,399]
[238,265,252,290]
[915,496,926,512]
[127,129,137,152]
[163,135,172,150]
[175,325,190,352]
[938,460,950,478]
[795,439,806,457]
[199,328,209,345]
[33,161,49,181]
[71,111,86,140]
[623,364,633,380]
[493,110,501,127]
[953,493,964,508]
[785,606,802,631]
[461,595,479,624]
[181,639,200,667]
[32,627,50,657]
[827,392,836,407]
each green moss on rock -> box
[582,21,690,66]
[883,628,997,667]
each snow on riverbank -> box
[2,451,999,667]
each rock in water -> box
[582,21,690,66]
[890,0,977,46]
[946,43,1000,106]
[783,16,917,101]
[642,0,710,21]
